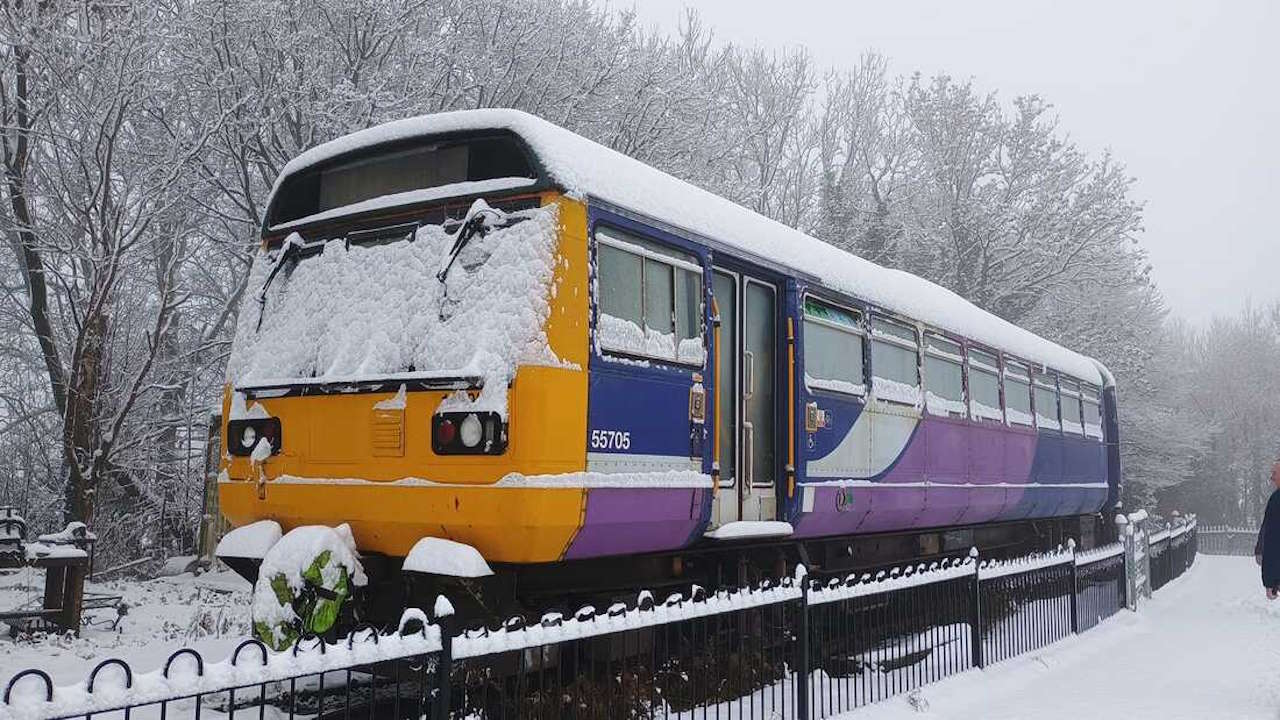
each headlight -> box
[226,417,282,457]
[432,411,506,455]
[459,414,483,448]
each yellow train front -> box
[217,114,718,617]
[218,109,1120,626]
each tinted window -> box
[1060,379,1084,435]
[598,244,642,326]
[1082,384,1103,439]
[675,270,701,347]
[596,229,702,364]
[270,135,536,226]
[803,299,864,394]
[969,349,1002,421]
[924,334,964,417]
[871,318,919,404]
[1005,361,1033,426]
[1034,373,1061,431]
[644,258,674,336]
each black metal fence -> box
[1198,526,1257,557]
[2,525,1197,720]
[1148,523,1197,592]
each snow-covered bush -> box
[251,524,368,651]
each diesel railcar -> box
[217,109,1120,619]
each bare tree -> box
[0,1,220,537]
[0,0,1190,555]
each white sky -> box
[629,0,1279,324]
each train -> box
[216,109,1121,627]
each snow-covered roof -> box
[270,109,1104,385]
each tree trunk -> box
[62,310,108,525]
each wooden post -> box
[61,561,86,634]
[42,564,66,625]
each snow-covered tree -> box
[0,0,1212,562]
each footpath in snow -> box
[854,555,1280,720]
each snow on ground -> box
[850,555,1280,720]
[0,568,251,687]
[2,554,1266,719]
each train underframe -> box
[312,512,1117,631]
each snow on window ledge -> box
[970,400,1004,422]
[1036,416,1062,432]
[804,374,866,397]
[597,312,704,367]
[925,391,966,417]
[871,377,922,407]
[1006,407,1035,427]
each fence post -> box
[969,547,983,669]
[797,573,810,720]
[1119,529,1128,610]
[1068,538,1079,634]
[432,597,454,720]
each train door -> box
[712,268,778,524]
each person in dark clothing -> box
[1259,461,1280,599]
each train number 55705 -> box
[590,429,631,450]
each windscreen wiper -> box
[435,208,502,285]
[434,203,532,320]
[255,233,321,330]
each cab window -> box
[595,227,703,365]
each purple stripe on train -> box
[560,414,1107,560]
[563,487,709,559]
[791,416,1107,539]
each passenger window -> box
[1004,360,1033,426]
[675,270,701,352]
[644,258,673,336]
[803,299,865,395]
[595,228,703,365]
[1033,371,1061,431]
[1082,384,1103,439]
[870,317,919,405]
[969,349,1002,422]
[1060,379,1084,436]
[597,243,642,327]
[924,333,965,417]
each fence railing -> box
[1,523,1197,720]
[1149,521,1198,592]
[1198,526,1258,557]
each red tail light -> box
[436,418,456,446]
[432,412,507,455]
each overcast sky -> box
[630,0,1279,324]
